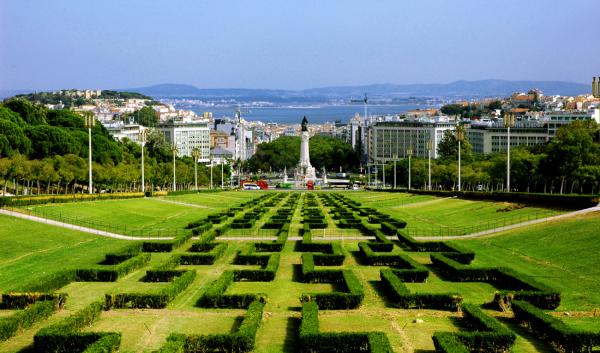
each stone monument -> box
[296,116,316,185]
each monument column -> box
[296,116,316,186]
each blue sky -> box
[1,0,599,90]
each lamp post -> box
[427,140,432,191]
[210,157,214,190]
[171,144,178,191]
[221,162,224,189]
[382,163,385,189]
[504,112,516,192]
[191,148,200,191]
[455,126,465,191]
[83,112,95,194]
[393,154,398,189]
[138,129,148,193]
[406,148,413,191]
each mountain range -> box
[123,79,590,101]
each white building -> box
[104,123,146,142]
[157,120,210,162]
[367,119,455,163]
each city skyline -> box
[1,0,599,91]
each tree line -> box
[0,99,229,195]
[376,120,600,194]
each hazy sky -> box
[1,0,599,90]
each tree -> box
[437,130,472,161]
[2,98,47,125]
[124,106,159,127]
[0,119,32,157]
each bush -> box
[34,301,120,353]
[301,269,364,310]
[197,271,265,309]
[430,253,560,309]
[75,253,150,282]
[380,269,462,311]
[512,300,600,353]
[0,300,58,341]
[0,192,144,207]
[1,292,67,309]
[299,301,393,353]
[105,270,196,309]
[142,233,192,252]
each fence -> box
[403,211,555,238]
[12,207,184,238]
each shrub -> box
[0,300,58,341]
[197,271,265,309]
[75,253,150,282]
[512,300,600,353]
[380,269,462,311]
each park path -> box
[1,204,598,242]
[149,197,210,209]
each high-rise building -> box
[156,120,210,161]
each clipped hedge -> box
[0,299,58,341]
[142,233,193,252]
[431,253,560,309]
[34,301,121,353]
[197,271,265,309]
[0,192,144,207]
[380,268,462,311]
[299,301,393,353]
[512,300,600,353]
[105,270,196,309]
[301,267,364,310]
[182,242,227,265]
[1,292,67,309]
[75,253,151,282]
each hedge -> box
[1,292,67,309]
[182,242,227,264]
[380,268,462,311]
[0,192,144,207]
[0,299,58,341]
[301,267,364,309]
[430,253,561,309]
[299,301,393,353]
[34,301,121,353]
[75,253,151,282]
[432,304,516,353]
[162,299,265,353]
[396,231,475,264]
[197,271,266,309]
[105,270,196,309]
[512,300,600,353]
[142,233,193,252]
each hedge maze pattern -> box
[1,191,599,352]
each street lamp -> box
[382,163,385,189]
[210,157,214,190]
[504,112,516,192]
[393,154,398,189]
[426,140,433,191]
[138,129,149,193]
[171,144,178,191]
[455,126,465,192]
[221,161,224,189]
[83,112,95,194]
[406,148,413,191]
[191,148,201,191]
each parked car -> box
[242,183,261,190]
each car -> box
[352,184,360,190]
[242,183,261,190]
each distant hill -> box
[121,79,590,101]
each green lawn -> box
[459,211,600,313]
[1,191,598,352]
[17,191,260,237]
[344,191,563,236]
[0,214,126,292]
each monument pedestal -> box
[295,118,316,187]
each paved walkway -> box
[0,208,173,241]
[149,197,210,209]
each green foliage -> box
[123,106,159,127]
[380,268,462,310]
[512,300,600,353]
[3,98,47,125]
[0,300,58,341]
[299,301,393,353]
[34,301,121,353]
[248,135,360,172]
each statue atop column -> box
[296,116,316,186]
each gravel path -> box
[149,197,210,209]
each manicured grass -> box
[459,211,600,312]
[345,191,563,236]
[0,214,126,291]
[1,191,597,352]
[18,191,259,237]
